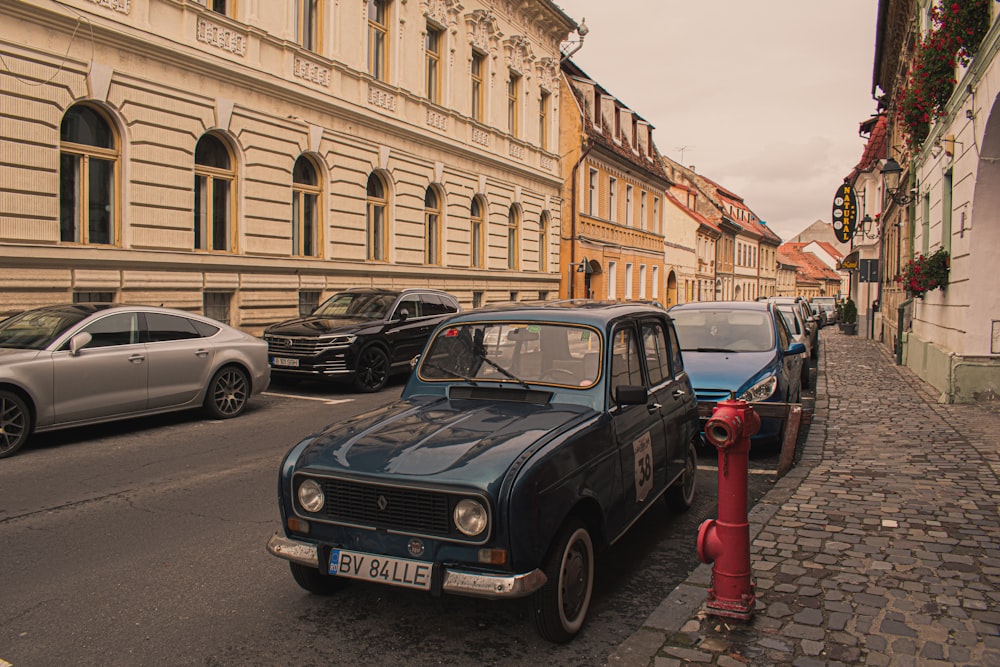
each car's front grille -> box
[265,336,344,356]
[323,478,452,535]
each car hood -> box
[264,316,378,336]
[293,396,595,486]
[680,350,777,392]
[0,347,43,363]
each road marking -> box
[699,465,775,476]
[262,392,354,405]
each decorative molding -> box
[421,0,463,29]
[87,63,114,102]
[471,127,489,146]
[540,155,553,171]
[509,142,524,160]
[89,0,130,13]
[196,18,247,57]
[503,35,534,74]
[293,56,331,87]
[536,57,558,92]
[465,9,501,54]
[367,85,397,112]
[426,108,448,131]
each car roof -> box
[445,299,672,327]
[670,300,771,312]
[18,303,225,324]
[336,287,455,298]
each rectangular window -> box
[653,196,660,234]
[471,52,484,122]
[296,0,320,52]
[203,291,232,325]
[639,264,647,299]
[608,260,617,299]
[608,177,617,222]
[507,70,520,136]
[299,290,321,316]
[368,0,388,81]
[538,90,550,151]
[210,0,230,15]
[625,185,634,226]
[425,24,442,104]
[472,291,483,308]
[625,263,634,299]
[651,266,659,299]
[73,291,115,303]
[538,290,549,301]
[588,168,598,214]
[942,168,953,253]
[509,291,518,302]
[640,191,647,230]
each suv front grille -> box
[322,478,451,535]
[265,336,345,356]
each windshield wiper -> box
[421,360,479,385]
[476,356,531,390]
[691,347,738,353]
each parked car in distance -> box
[668,300,805,445]
[772,302,812,389]
[0,303,270,458]
[267,301,701,642]
[769,296,819,360]
[263,288,460,392]
[811,296,838,327]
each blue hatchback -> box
[668,301,805,443]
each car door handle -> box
[647,402,662,412]
[672,389,686,398]
[195,349,209,357]
[128,354,146,364]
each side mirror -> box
[410,354,420,370]
[786,342,806,357]
[615,385,648,406]
[70,331,92,356]
[397,308,410,322]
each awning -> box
[839,250,859,270]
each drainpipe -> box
[568,141,594,299]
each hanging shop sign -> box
[832,183,857,244]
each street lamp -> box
[881,157,913,205]
[855,213,879,240]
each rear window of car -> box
[670,309,774,353]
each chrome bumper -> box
[266,534,547,599]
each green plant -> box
[900,248,951,298]
[842,299,858,325]
[896,0,994,149]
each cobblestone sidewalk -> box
[611,328,1000,666]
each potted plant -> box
[840,298,858,335]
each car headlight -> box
[737,376,778,403]
[297,479,325,513]
[323,334,357,345]
[453,498,488,537]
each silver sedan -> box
[0,303,270,458]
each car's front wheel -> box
[289,562,348,595]
[353,346,389,393]
[666,439,698,512]
[203,366,250,419]
[531,519,594,643]
[0,390,31,459]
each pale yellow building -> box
[0,0,575,331]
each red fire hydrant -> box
[696,399,760,620]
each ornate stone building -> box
[0,0,575,331]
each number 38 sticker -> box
[633,431,653,503]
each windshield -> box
[775,306,802,336]
[313,293,395,319]
[0,308,89,350]
[670,308,775,353]
[418,321,602,389]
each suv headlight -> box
[737,376,778,403]
[323,334,357,345]
[453,498,488,537]
[298,479,325,513]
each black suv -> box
[263,288,460,392]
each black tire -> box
[0,390,31,459]
[811,341,819,360]
[203,366,250,419]
[353,346,389,393]
[666,439,698,512]
[289,562,348,595]
[801,363,811,390]
[531,519,595,643]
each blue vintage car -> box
[267,301,701,642]
[668,300,805,444]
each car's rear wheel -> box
[289,562,348,595]
[203,366,250,419]
[0,390,31,459]
[531,519,594,643]
[666,439,698,512]
[353,346,389,393]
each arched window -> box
[59,104,118,245]
[366,172,388,261]
[470,196,485,268]
[424,187,441,265]
[538,211,549,272]
[292,156,321,257]
[507,205,519,270]
[194,133,236,252]
[368,0,388,81]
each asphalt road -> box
[0,367,812,667]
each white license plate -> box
[329,549,432,591]
[272,357,299,367]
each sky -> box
[554,0,881,241]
